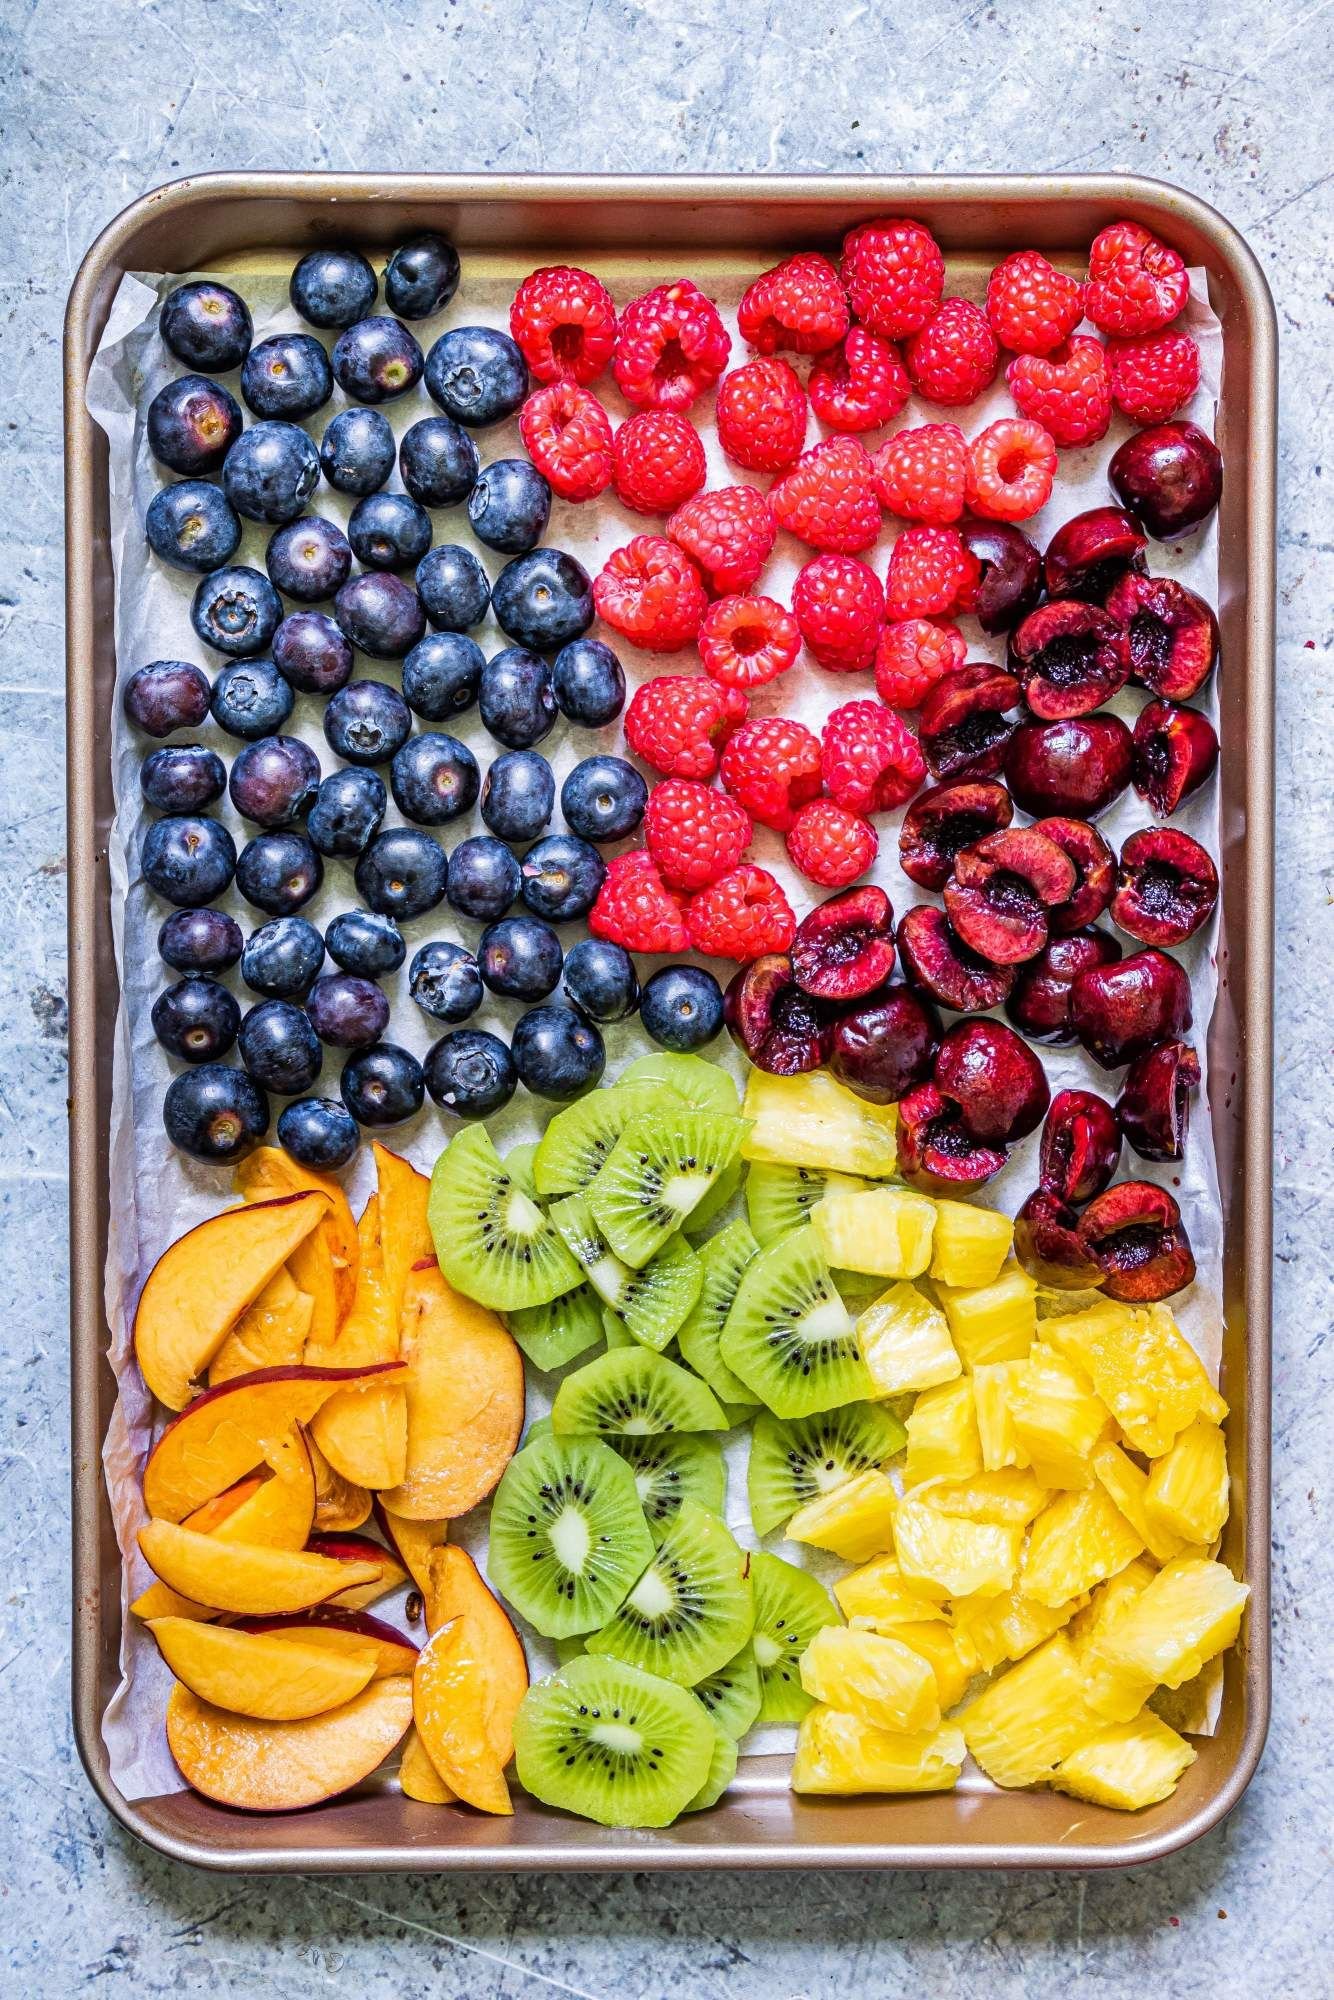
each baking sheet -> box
[86,252,1226,1802]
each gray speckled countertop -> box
[2,2,1331,1993]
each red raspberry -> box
[965,417,1058,522]
[666,486,776,595]
[738,252,849,356]
[643,777,752,892]
[593,536,709,652]
[792,553,884,673]
[519,383,614,501]
[697,594,800,692]
[612,411,707,515]
[509,265,618,385]
[985,250,1085,356]
[720,715,823,831]
[1085,221,1190,337]
[613,279,731,412]
[884,526,979,621]
[770,437,881,554]
[807,327,911,433]
[715,357,807,474]
[821,700,926,815]
[686,864,796,962]
[786,799,879,889]
[588,850,690,954]
[1107,330,1201,425]
[623,673,745,780]
[904,297,999,407]
[1007,335,1112,447]
[840,218,945,340]
[874,618,966,709]
[870,422,967,525]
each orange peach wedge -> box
[166,1675,413,1811]
[138,1519,381,1616]
[235,1146,359,1325]
[399,1725,455,1804]
[373,1500,448,1596]
[308,1433,373,1533]
[149,1616,380,1721]
[412,1546,528,1814]
[209,1267,314,1387]
[309,1194,407,1489]
[233,1608,418,1679]
[308,1531,408,1611]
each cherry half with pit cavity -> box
[1077,1179,1196,1302]
[1008,599,1131,720]
[1014,1189,1106,1289]
[919,661,1021,782]
[1042,505,1147,601]
[1105,571,1219,701]
[1038,1087,1121,1203]
[724,954,831,1075]
[1116,1039,1201,1161]
[1111,826,1219,947]
[1131,698,1219,816]
[943,825,1077,965]
[894,1082,1008,1194]
[897,904,1015,1014]
[1034,816,1115,933]
[958,520,1043,633]
[899,780,1013,892]
[789,885,895,1002]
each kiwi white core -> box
[663,1169,713,1215]
[550,1506,592,1574]
[628,1569,676,1619]
[797,1297,855,1345]
[590,1719,644,1755]
[752,1632,781,1668]
[507,1187,546,1240]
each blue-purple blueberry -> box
[416,544,491,633]
[423,1029,516,1119]
[307,768,387,858]
[510,1005,605,1101]
[319,407,396,496]
[446,836,522,921]
[272,610,354,694]
[480,750,555,843]
[160,282,253,374]
[323,679,412,765]
[409,941,484,1023]
[163,1063,268,1162]
[559,755,647,844]
[277,1096,360,1170]
[562,938,640,1025]
[399,417,478,508]
[290,248,378,329]
[234,830,324,916]
[331,317,424,403]
[478,915,563,1001]
[239,998,323,1095]
[152,976,241,1064]
[306,973,390,1050]
[223,422,321,525]
[265,516,352,602]
[240,332,333,420]
[467,459,551,554]
[519,834,606,923]
[348,491,432,571]
[402,631,485,722]
[145,481,242,572]
[141,743,227,814]
[384,234,460,320]
[210,657,294,739]
[123,659,211,738]
[491,548,592,651]
[334,571,426,659]
[192,564,284,657]
[478,647,557,750]
[425,325,527,427]
[158,906,243,975]
[340,1043,425,1126]
[241,916,325,999]
[228,735,321,827]
[142,815,237,907]
[391,731,479,825]
[325,908,404,976]
[146,375,242,475]
[639,965,724,1053]
[552,637,626,726]
[354,827,449,920]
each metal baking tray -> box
[65,172,1275,1871]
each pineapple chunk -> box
[929,1199,1014,1289]
[792,1707,964,1795]
[856,1283,961,1396]
[811,1185,936,1278]
[952,1585,1086,1676]
[1092,1440,1189,1564]
[741,1071,898,1179]
[973,1360,1032,1471]
[1150,1655,1223,1736]
[938,1264,1037,1368]
[799,1624,940,1734]
[1069,1559,1159,1722]
[834,1556,947,1627]
[904,1378,981,1487]
[1069,1557,1159,1655]
[1090,1555,1249,1694]
[960,1632,1097,1789]
[1144,1420,1229,1547]
[921,1466,1048,1528]
[1053,1709,1196,1810]
[893,1494,1021,1600]
[785,1468,896,1563]
[1043,1300,1226,1458]
[1020,1487,1145,1608]
[1009,1343,1112,1488]
[888,1620,973,1711]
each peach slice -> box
[289,1227,341,1350]
[308,1531,409,1611]
[149,1616,380,1721]
[374,1501,448,1596]
[166,1674,413,1811]
[399,1725,456,1804]
[138,1519,382,1616]
[209,1426,316,1551]
[183,1473,267,1537]
[234,1608,418,1679]
[412,1546,528,1814]
[308,1434,373,1532]
[209,1268,314,1387]
[132,1581,214,1623]
[235,1147,358,1324]
[309,1194,407,1490]
[374,1143,433,1307]
[134,1191,330,1411]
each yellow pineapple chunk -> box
[1150,1656,1223,1736]
[961,1632,1097,1789]
[1069,1559,1159,1722]
[1020,1487,1145,1608]
[1053,1709,1196,1810]
[937,1264,1037,1368]
[952,1586,1085,1676]
[1090,1555,1249,1694]
[856,1282,961,1396]
[799,1624,940,1734]
[893,1494,1021,1600]
[1043,1300,1226,1458]
[928,1198,1014,1289]
[1069,1557,1158,1654]
[741,1070,898,1179]
[811,1185,936,1278]
[1009,1343,1112,1488]
[1092,1440,1189,1563]
[922,1466,1048,1527]
[973,1360,1032,1471]
[786,1468,896,1563]
[904,1377,981,1487]
[1144,1420,1229,1547]
[792,1707,964,1795]
[887,1620,973,1711]
[834,1556,947,1628]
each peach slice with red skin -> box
[412,1547,528,1814]
[233,1607,418,1679]
[138,1519,382,1616]
[374,1500,449,1595]
[209,1267,314,1386]
[309,1531,408,1611]
[399,1724,456,1804]
[166,1674,413,1812]
[149,1615,380,1721]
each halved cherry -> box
[897,905,1015,1014]
[1077,1180,1196,1302]
[1014,1189,1106,1289]
[933,1017,1050,1144]
[944,826,1077,965]
[1038,1087,1121,1203]
[1008,600,1131,720]
[1131,698,1219,816]
[1043,506,1146,601]
[1116,1040,1201,1162]
[828,986,939,1104]
[1006,927,1123,1044]
[789,885,895,1002]
[1111,827,1219,946]
[1034,816,1115,934]
[958,520,1043,633]
[919,661,1021,781]
[724,955,831,1075]
[1069,946,1193,1069]
[899,780,1013,892]
[895,1082,1008,1194]
[1105,571,1219,700]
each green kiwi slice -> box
[684,1715,738,1812]
[719,1225,873,1418]
[588,1110,748,1267]
[750,1550,839,1726]
[585,1500,754,1684]
[532,1086,660,1199]
[614,1052,740,1117]
[503,1141,539,1196]
[551,1191,702,1350]
[602,1306,635,1349]
[612,1431,726,1540]
[747,1402,908,1537]
[676,1217,763,1411]
[523,1414,553,1447]
[430,1125,580,1312]
[551,1346,725,1438]
[832,1267,889,1314]
[694,1643,761,1740]
[745,1163,868,1248]
[505,1282,605,1374]
[684,1155,746,1239]
[487,1432,654,1640]
[513,1655,716,1828]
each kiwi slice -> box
[551,1192,702,1350]
[694,1643,761,1740]
[833,1267,889,1314]
[585,1500,754,1684]
[524,1414,553,1446]
[602,1306,635,1349]
[513,1654,716,1828]
[504,1141,539,1196]
[532,1086,659,1199]
[684,1155,745,1239]
[551,1346,725,1438]
[747,1402,908,1538]
[588,1110,748,1268]
[719,1225,873,1418]
[615,1052,740,1118]
[750,1550,839,1725]
[505,1282,605,1374]
[612,1431,726,1541]
[684,1715,738,1812]
[487,1432,655,1640]
[676,1217,762,1411]
[430,1125,580,1312]
[554,1633,586,1664]
[745,1163,867,1248]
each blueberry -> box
[331,316,424,403]
[210,657,294,740]
[348,491,433,572]
[307,767,387,857]
[325,907,404,976]
[241,916,325,998]
[391,731,479,825]
[562,938,640,1024]
[319,407,396,496]
[160,281,253,374]
[492,548,593,651]
[446,835,522,921]
[468,459,551,555]
[142,815,237,907]
[290,248,378,329]
[478,915,563,1000]
[520,834,606,922]
[425,325,527,427]
[265,517,352,602]
[423,1029,516,1119]
[141,743,227,814]
[229,735,321,827]
[239,998,323,1095]
[402,631,485,721]
[399,417,479,508]
[145,481,241,573]
[272,610,354,694]
[480,750,555,842]
[163,1063,268,1162]
[354,827,449,920]
[240,333,333,420]
[552,637,626,727]
[306,972,390,1050]
[510,1005,605,1102]
[146,375,242,475]
[235,830,324,916]
[416,545,491,633]
[479,647,557,750]
[409,940,484,1023]
[223,422,322,526]
[640,964,724,1052]
[192,565,284,657]
[384,233,460,320]
[276,1095,359,1170]
[334,572,426,659]
[340,1042,425,1126]
[123,659,211,738]
[159,906,243,975]
[323,679,412,765]
[559,755,647,844]
[152,975,241,1064]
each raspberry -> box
[715,357,807,473]
[588,849,690,954]
[840,217,945,340]
[697,594,800,691]
[874,618,966,709]
[509,264,618,385]
[613,278,731,412]
[1085,221,1190,337]
[666,486,776,596]
[884,526,979,621]
[643,776,752,892]
[1007,335,1112,447]
[807,327,911,433]
[719,715,823,831]
[791,553,884,673]
[870,422,967,525]
[686,864,796,962]
[623,674,746,780]
[738,251,849,356]
[904,297,999,407]
[612,411,707,515]
[964,417,1058,522]
[786,799,879,889]
[1107,330,1201,425]
[770,437,881,554]
[821,700,926,815]
[593,536,709,652]
[985,250,1085,356]
[519,383,614,502]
